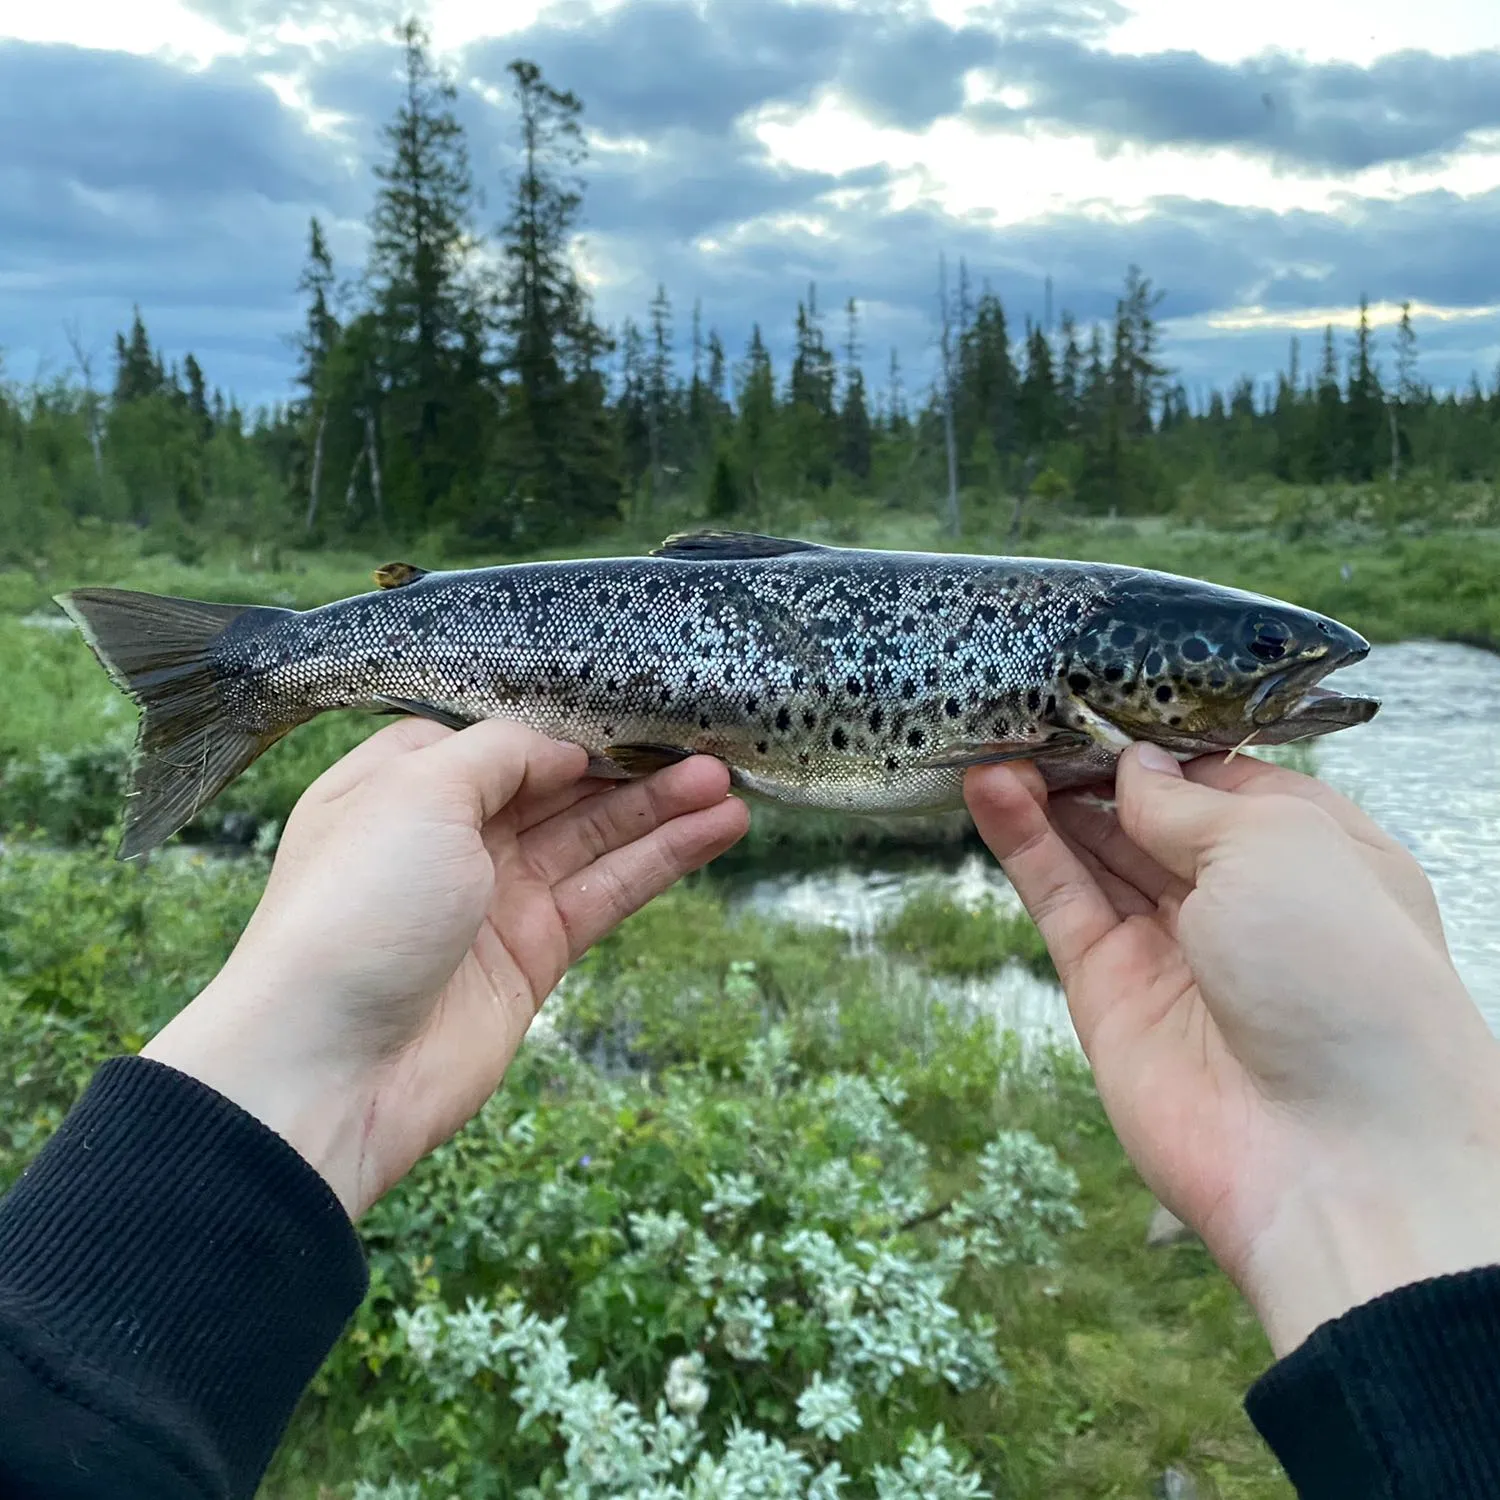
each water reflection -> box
[731,642,1500,1042]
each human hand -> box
[144,719,749,1220]
[966,745,1500,1357]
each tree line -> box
[3,19,1500,565]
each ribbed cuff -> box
[1246,1265,1500,1497]
[0,1055,369,1496]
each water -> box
[732,642,1500,1042]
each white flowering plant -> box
[336,1004,1082,1498]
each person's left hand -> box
[143,719,749,1219]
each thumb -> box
[1115,743,1246,884]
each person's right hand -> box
[966,745,1500,1358]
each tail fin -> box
[54,588,294,860]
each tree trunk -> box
[365,409,385,526]
[1388,403,1400,485]
[305,406,327,531]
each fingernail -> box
[1134,743,1182,776]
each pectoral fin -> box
[910,730,1089,771]
[373,695,477,731]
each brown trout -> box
[56,529,1379,859]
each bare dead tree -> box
[62,321,105,488]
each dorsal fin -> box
[652,530,834,561]
[373,561,430,590]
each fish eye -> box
[1247,619,1292,663]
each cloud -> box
[6,8,1500,411]
[973,39,1500,173]
[0,40,367,397]
[466,0,998,140]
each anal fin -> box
[601,743,695,777]
[373,695,477,732]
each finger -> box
[553,796,751,958]
[312,716,453,802]
[1051,792,1188,908]
[1113,743,1253,884]
[520,757,734,884]
[964,763,1121,987]
[413,720,590,825]
[1184,752,1398,856]
[1058,825,1160,919]
[510,776,617,835]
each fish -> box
[55,529,1380,859]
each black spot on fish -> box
[1182,637,1211,663]
[944,697,960,718]
[832,726,849,751]
[1144,652,1165,677]
[790,669,807,691]
[1026,689,1042,711]
[747,695,760,713]
[803,710,817,729]
[1064,601,1083,624]
[798,752,810,765]
[1169,715,1183,727]
[1209,672,1227,689]
[885,755,899,771]
[975,602,999,625]
[756,741,768,755]
[606,679,619,693]
[924,666,939,687]
[1104,664,1125,683]
[907,727,925,749]
[775,706,792,732]
[1067,672,1092,694]
[869,706,885,732]
[846,676,862,697]
[1111,626,1137,649]
[699,714,712,729]
[1186,674,1203,688]
[901,679,917,700]
[1155,684,1174,703]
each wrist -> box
[141,982,379,1221]
[1240,1129,1500,1359]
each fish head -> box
[1057,573,1380,752]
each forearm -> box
[0,1057,368,1499]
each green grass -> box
[877,887,1055,981]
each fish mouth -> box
[1243,649,1380,742]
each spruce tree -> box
[494,57,617,532]
[368,19,484,527]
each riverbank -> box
[0,515,1493,856]
[0,843,1290,1497]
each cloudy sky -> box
[3,0,1499,412]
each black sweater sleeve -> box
[1245,1263,1500,1497]
[0,1056,368,1500]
